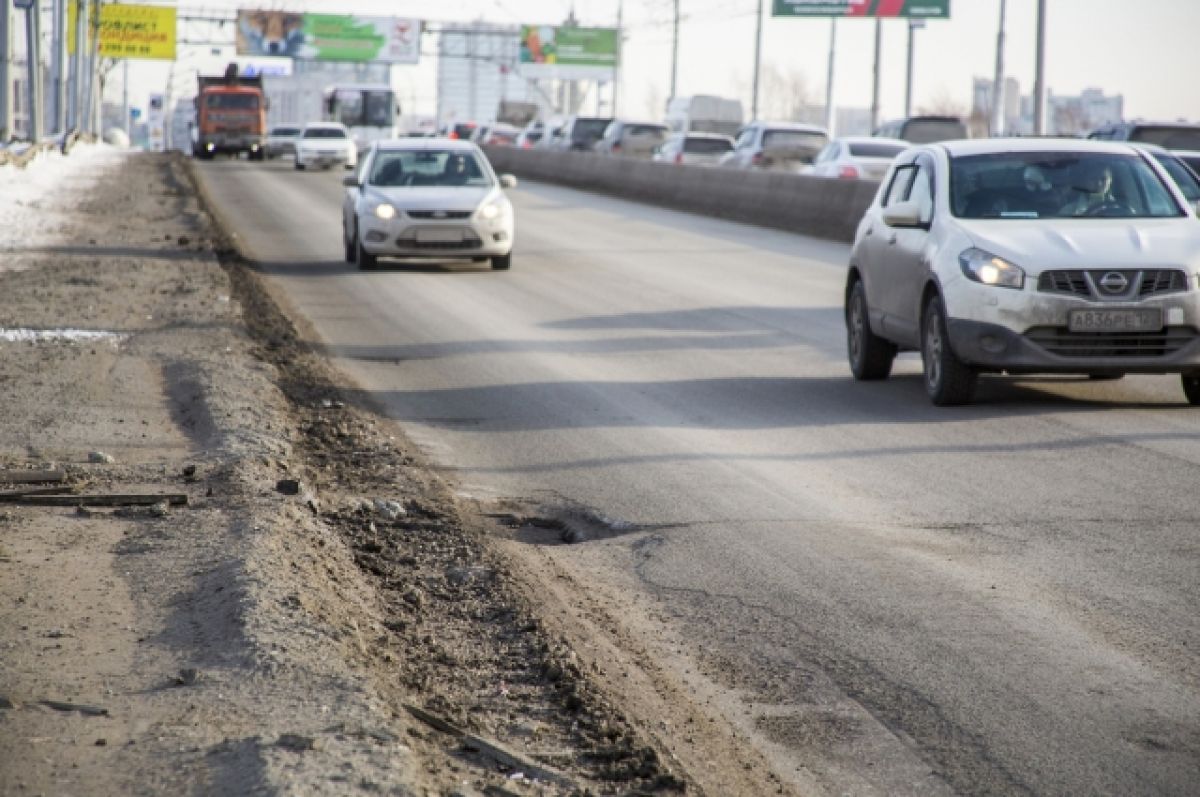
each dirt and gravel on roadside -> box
[0,147,796,797]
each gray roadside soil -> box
[0,151,794,797]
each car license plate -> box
[1068,308,1163,332]
[416,228,464,243]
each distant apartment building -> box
[972,78,1123,137]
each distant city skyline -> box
[76,0,1200,127]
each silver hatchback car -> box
[845,139,1200,405]
[342,139,517,271]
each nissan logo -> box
[1099,272,1129,293]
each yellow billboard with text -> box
[69,3,177,60]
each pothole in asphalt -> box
[0,327,127,344]
[482,497,647,545]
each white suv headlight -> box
[373,203,397,220]
[959,247,1025,289]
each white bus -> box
[322,84,400,152]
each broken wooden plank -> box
[0,486,74,500]
[0,470,67,485]
[403,703,576,788]
[39,699,109,716]
[0,493,188,507]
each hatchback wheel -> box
[491,252,512,271]
[922,295,977,406]
[343,223,355,263]
[846,280,896,380]
[355,229,377,271]
[1183,374,1200,405]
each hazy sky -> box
[116,0,1199,125]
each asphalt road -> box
[196,157,1200,796]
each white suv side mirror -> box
[882,199,926,228]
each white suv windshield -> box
[951,152,1184,219]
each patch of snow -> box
[0,142,131,252]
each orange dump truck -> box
[192,65,267,160]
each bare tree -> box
[738,62,817,122]
[917,87,968,119]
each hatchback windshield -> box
[271,127,300,137]
[303,127,347,139]
[368,150,492,188]
[951,152,1184,219]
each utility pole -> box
[23,0,44,141]
[823,18,835,136]
[612,0,622,116]
[750,0,763,120]
[85,0,100,134]
[122,57,129,136]
[991,0,1007,136]
[69,0,85,131]
[669,0,678,100]
[869,17,881,133]
[905,19,924,119]
[1033,0,1047,134]
[52,0,66,135]
[0,0,11,142]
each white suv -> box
[845,138,1200,405]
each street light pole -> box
[1033,0,1047,134]
[612,0,622,116]
[24,0,44,141]
[0,0,11,142]
[751,0,763,120]
[52,0,66,135]
[905,19,923,119]
[869,17,881,133]
[991,0,1007,136]
[823,17,836,137]
[669,0,679,100]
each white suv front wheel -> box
[922,295,977,406]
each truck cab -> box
[193,66,268,160]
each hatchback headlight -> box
[373,203,397,220]
[959,247,1025,289]
[478,201,507,221]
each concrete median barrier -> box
[485,146,879,243]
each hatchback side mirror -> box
[342,175,360,188]
[499,174,518,189]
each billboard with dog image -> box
[236,10,420,63]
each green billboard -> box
[773,0,950,17]
[298,15,421,63]
[519,26,618,68]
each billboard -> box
[302,16,420,63]
[772,0,950,17]
[235,11,420,63]
[68,3,177,59]
[519,25,617,79]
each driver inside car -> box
[1063,160,1120,216]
